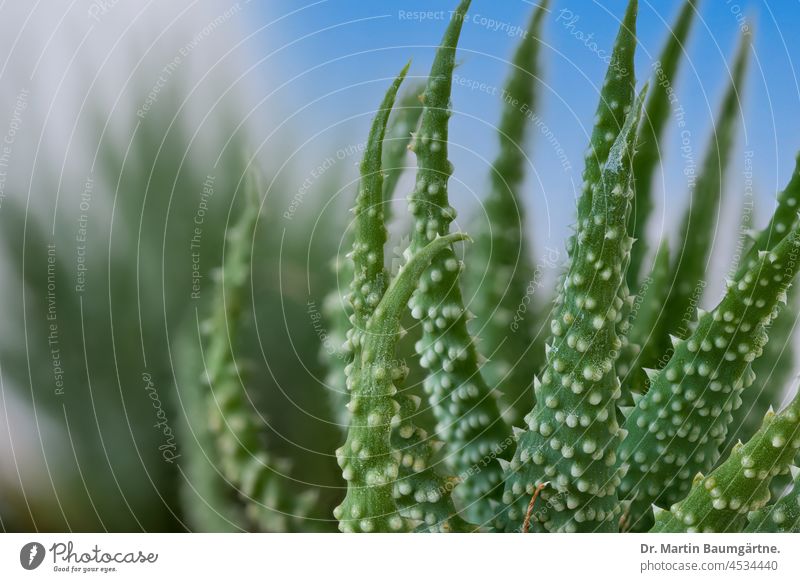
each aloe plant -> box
[724,157,800,495]
[494,0,641,533]
[658,32,750,339]
[746,469,800,532]
[463,0,548,426]
[626,0,697,289]
[201,167,318,531]
[334,228,468,531]
[329,0,800,535]
[198,0,800,536]
[501,89,649,532]
[405,0,513,525]
[652,385,800,532]
[9,0,800,537]
[332,62,472,532]
[322,85,425,432]
[619,213,800,531]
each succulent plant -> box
[502,88,650,532]
[199,167,317,531]
[723,156,800,463]
[463,0,549,427]
[619,217,800,531]
[626,0,698,289]
[405,0,513,525]
[652,385,800,533]
[321,85,425,433]
[22,0,799,535]
[746,469,800,533]
[330,61,472,532]
[324,0,800,534]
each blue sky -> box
[247,0,800,277]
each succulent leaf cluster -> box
[327,0,800,534]
[652,387,800,533]
[321,85,425,432]
[626,0,698,288]
[186,0,800,534]
[201,167,316,531]
[10,0,800,537]
[499,87,648,533]
[463,1,549,426]
[331,62,472,532]
[405,0,513,524]
[620,223,800,531]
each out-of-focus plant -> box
[5,0,800,536]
